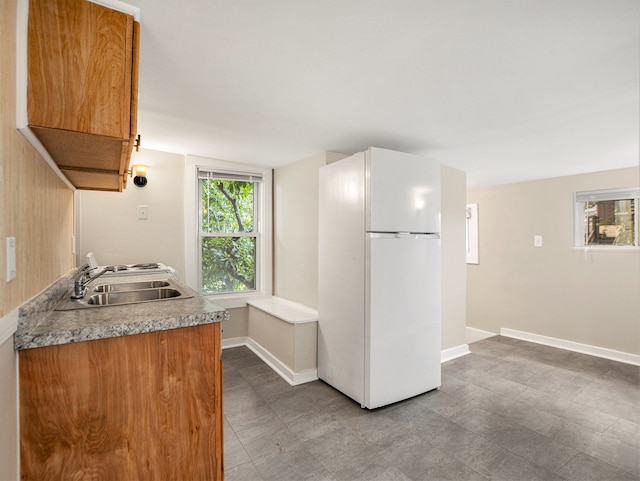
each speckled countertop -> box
[15,268,228,350]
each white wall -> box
[273,151,346,308]
[76,148,186,280]
[441,165,468,351]
[0,334,18,481]
[467,167,640,355]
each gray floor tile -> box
[427,421,497,463]
[466,443,566,481]
[252,444,336,481]
[514,385,620,433]
[223,427,253,470]
[571,384,640,424]
[383,394,454,430]
[316,441,382,478]
[235,417,303,462]
[225,398,278,434]
[238,361,284,383]
[604,417,640,448]
[250,376,297,404]
[486,423,579,472]
[223,461,264,481]
[571,431,640,478]
[303,425,370,463]
[344,409,409,444]
[330,460,412,481]
[448,404,515,438]
[221,338,639,480]
[383,437,487,481]
[284,407,348,443]
[556,452,640,481]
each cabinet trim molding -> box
[88,0,140,21]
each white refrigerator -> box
[318,147,441,409]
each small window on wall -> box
[574,187,639,249]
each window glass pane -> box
[584,199,635,246]
[201,237,256,293]
[201,179,254,234]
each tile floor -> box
[222,336,640,480]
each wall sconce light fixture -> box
[129,164,149,187]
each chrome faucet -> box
[71,264,115,299]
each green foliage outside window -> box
[201,179,256,293]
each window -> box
[199,171,261,294]
[574,187,639,248]
[185,156,272,307]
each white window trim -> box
[573,186,640,252]
[185,155,272,308]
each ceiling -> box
[128,0,639,188]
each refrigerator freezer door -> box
[365,233,441,409]
[366,147,441,234]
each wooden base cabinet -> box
[19,323,223,480]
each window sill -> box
[573,246,640,253]
[202,292,267,309]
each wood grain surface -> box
[20,323,223,480]
[27,0,134,139]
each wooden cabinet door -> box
[27,0,134,140]
[20,324,224,480]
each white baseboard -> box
[222,337,318,386]
[441,344,470,363]
[0,309,18,346]
[225,336,472,377]
[466,326,496,344]
[222,336,250,350]
[500,328,640,366]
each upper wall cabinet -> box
[18,0,140,191]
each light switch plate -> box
[6,237,16,282]
[138,205,148,220]
[534,235,543,247]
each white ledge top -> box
[247,297,318,324]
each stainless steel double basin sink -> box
[55,279,193,310]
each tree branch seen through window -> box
[201,178,257,293]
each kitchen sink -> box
[55,279,193,310]
[93,280,170,292]
[88,288,181,305]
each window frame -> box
[573,187,639,251]
[185,156,273,308]
[198,171,261,295]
